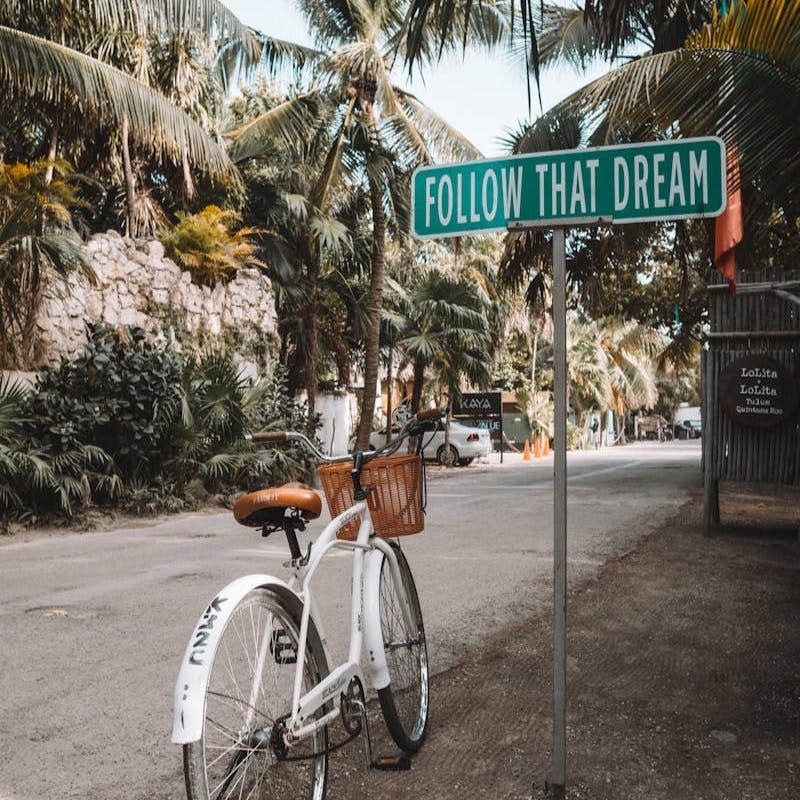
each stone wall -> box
[36,231,277,369]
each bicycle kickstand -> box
[350,693,411,772]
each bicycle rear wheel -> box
[377,543,429,753]
[183,588,328,800]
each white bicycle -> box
[172,410,441,799]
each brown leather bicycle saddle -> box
[233,482,322,528]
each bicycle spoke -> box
[184,589,327,800]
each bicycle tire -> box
[183,588,329,800]
[377,543,429,753]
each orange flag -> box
[714,144,743,295]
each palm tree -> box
[0,160,94,368]
[384,265,492,463]
[599,318,660,440]
[536,314,661,443]
[557,1,799,199]
[229,87,364,428]
[403,0,710,69]
[0,2,253,190]
[227,0,482,448]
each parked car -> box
[350,420,492,465]
[673,405,702,439]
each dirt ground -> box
[328,483,800,799]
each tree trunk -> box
[407,357,426,453]
[410,357,425,415]
[385,343,393,446]
[355,173,386,450]
[120,116,137,237]
[443,406,453,466]
[44,127,58,184]
[530,327,539,429]
[305,250,320,433]
[18,253,44,369]
[181,148,196,201]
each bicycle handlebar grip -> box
[416,408,444,421]
[251,431,288,443]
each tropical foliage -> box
[0,372,111,522]
[501,0,800,314]
[0,0,256,232]
[0,160,93,369]
[3,0,783,518]
[534,314,664,445]
[226,0,484,448]
[0,326,316,530]
[161,205,264,286]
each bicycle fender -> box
[171,574,300,745]
[363,549,390,690]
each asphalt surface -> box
[0,441,701,799]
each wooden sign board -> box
[454,391,502,415]
[718,355,799,427]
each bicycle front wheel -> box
[183,588,328,800]
[377,543,429,753]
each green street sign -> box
[411,137,726,239]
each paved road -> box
[0,441,700,799]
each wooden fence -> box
[702,268,800,529]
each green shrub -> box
[1,327,320,529]
[0,374,113,526]
[28,323,183,486]
[567,421,584,451]
[170,355,319,493]
[247,366,321,486]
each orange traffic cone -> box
[523,439,531,461]
[533,436,542,458]
[542,432,550,455]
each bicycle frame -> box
[171,496,417,747]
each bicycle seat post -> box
[281,518,303,561]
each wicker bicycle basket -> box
[317,453,424,541]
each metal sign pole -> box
[507,218,608,800]
[551,227,568,800]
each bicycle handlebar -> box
[250,431,288,443]
[248,408,446,463]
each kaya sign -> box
[412,137,726,238]
[455,392,502,415]
[718,355,799,427]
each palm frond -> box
[309,215,352,255]
[544,0,800,196]
[295,0,361,50]
[532,3,603,72]
[391,88,483,162]
[403,0,520,65]
[251,31,325,75]
[0,25,238,182]
[226,92,322,163]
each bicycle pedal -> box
[371,755,412,771]
[269,628,297,664]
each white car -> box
[353,420,492,466]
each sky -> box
[224,0,609,158]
